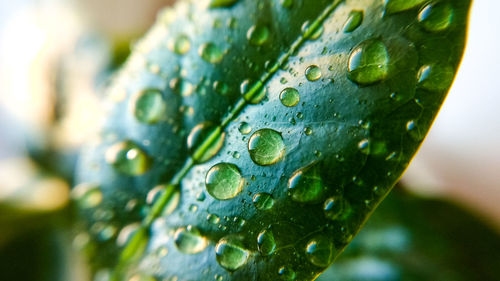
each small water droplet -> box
[169,34,191,55]
[215,236,250,271]
[417,64,454,91]
[207,213,221,224]
[348,39,389,85]
[133,89,166,124]
[146,185,180,214]
[278,266,296,280]
[170,78,194,96]
[304,127,313,136]
[343,10,364,33]
[385,0,427,14]
[358,139,370,154]
[72,183,103,208]
[106,141,152,176]
[288,163,325,203]
[238,122,252,135]
[247,25,270,46]
[305,235,335,267]
[257,229,276,256]
[302,21,324,40]
[213,81,229,95]
[189,204,198,212]
[418,2,454,32]
[187,122,225,163]
[206,163,243,200]
[240,79,266,104]
[280,88,300,107]
[305,65,322,81]
[117,223,141,247]
[248,129,285,166]
[199,43,223,63]
[174,226,208,254]
[253,193,275,210]
[323,197,349,221]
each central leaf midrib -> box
[116,0,345,274]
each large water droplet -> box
[305,65,322,81]
[174,226,208,254]
[169,34,191,55]
[199,43,223,63]
[280,88,300,107]
[133,89,166,124]
[187,122,225,163]
[248,129,285,166]
[72,183,102,209]
[323,197,349,221]
[215,237,250,271]
[343,10,364,33]
[206,163,243,200]
[417,64,454,91]
[305,235,335,267]
[209,0,239,8]
[253,193,275,211]
[257,229,276,256]
[247,25,270,46]
[418,2,454,33]
[384,0,427,14]
[348,39,389,85]
[288,163,325,203]
[106,141,152,176]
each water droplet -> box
[248,129,285,166]
[170,78,194,96]
[358,139,370,154]
[253,193,275,210]
[238,122,252,135]
[406,120,416,131]
[187,122,225,163]
[207,213,221,224]
[232,151,241,159]
[247,25,270,46]
[189,204,198,212]
[305,235,335,267]
[215,237,250,271]
[199,43,223,63]
[348,39,389,85]
[240,79,266,104]
[146,185,180,214]
[196,191,206,201]
[304,127,313,136]
[174,226,208,254]
[106,141,152,176]
[302,21,324,40]
[343,10,364,33]
[117,223,141,247]
[280,88,300,107]
[169,34,191,55]
[209,0,239,8]
[278,266,296,280]
[133,89,166,124]
[305,65,322,81]
[72,183,103,208]
[385,0,427,14]
[206,163,243,200]
[213,81,229,95]
[257,229,276,256]
[288,163,324,203]
[417,64,454,91]
[418,2,454,32]
[323,197,349,220]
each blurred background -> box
[0,0,498,280]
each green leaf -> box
[75,0,471,280]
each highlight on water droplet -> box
[106,141,152,176]
[305,65,322,81]
[174,226,208,254]
[248,129,285,166]
[343,10,364,33]
[205,163,243,200]
[288,163,325,203]
[257,229,276,256]
[305,235,335,267]
[71,183,103,209]
[187,122,225,163]
[418,2,454,33]
[280,88,300,107]
[253,193,275,211]
[169,34,191,55]
[348,39,389,85]
[215,236,250,271]
[133,89,166,124]
[199,42,224,63]
[247,25,270,46]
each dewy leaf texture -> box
[74,0,471,280]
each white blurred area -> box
[402,0,500,230]
[0,0,498,228]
